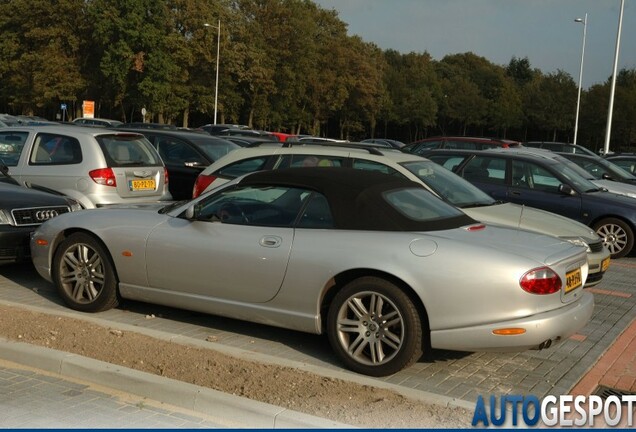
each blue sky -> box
[313,0,635,88]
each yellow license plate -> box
[601,257,610,272]
[565,268,583,293]
[129,179,156,191]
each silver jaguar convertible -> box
[30,168,594,376]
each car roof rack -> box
[246,140,387,156]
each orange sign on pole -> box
[82,100,95,119]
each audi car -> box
[1,164,81,265]
[31,168,593,376]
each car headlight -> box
[563,237,591,253]
[66,198,83,212]
[0,209,12,225]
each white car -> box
[192,143,610,286]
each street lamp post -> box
[204,20,221,125]
[603,0,625,155]
[573,14,587,146]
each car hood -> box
[0,182,69,207]
[463,202,599,242]
[592,179,636,199]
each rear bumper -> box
[430,291,594,352]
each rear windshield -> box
[189,136,240,161]
[97,134,163,167]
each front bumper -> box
[584,247,611,287]
[430,291,594,352]
[0,226,35,265]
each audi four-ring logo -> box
[35,209,59,221]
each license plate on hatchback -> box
[565,268,583,293]
[129,179,156,191]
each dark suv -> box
[422,148,636,259]
[404,136,521,155]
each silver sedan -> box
[30,168,594,376]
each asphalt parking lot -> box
[0,256,634,408]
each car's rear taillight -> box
[164,167,169,184]
[519,267,561,295]
[192,174,217,198]
[89,168,117,187]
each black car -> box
[403,136,521,154]
[556,153,636,185]
[421,148,636,258]
[118,122,178,130]
[523,141,598,156]
[604,154,636,175]
[0,165,80,265]
[222,136,280,147]
[116,128,239,200]
[360,138,406,148]
[199,123,250,135]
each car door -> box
[145,184,300,303]
[505,159,583,221]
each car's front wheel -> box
[594,218,634,259]
[327,277,423,376]
[52,232,119,312]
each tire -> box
[593,218,634,259]
[327,276,423,377]
[52,232,119,312]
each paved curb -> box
[0,299,474,413]
[0,337,352,428]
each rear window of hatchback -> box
[96,134,163,167]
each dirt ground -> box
[0,303,473,428]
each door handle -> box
[260,236,282,248]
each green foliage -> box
[0,0,634,148]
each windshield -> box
[400,160,496,208]
[585,158,636,181]
[558,163,602,192]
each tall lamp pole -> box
[204,20,221,125]
[573,14,587,146]
[603,0,625,155]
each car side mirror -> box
[601,173,614,181]
[558,184,576,196]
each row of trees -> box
[1,0,635,151]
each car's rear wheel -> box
[327,277,423,376]
[594,218,634,259]
[52,232,119,312]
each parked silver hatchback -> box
[0,126,170,208]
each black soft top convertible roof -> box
[240,167,476,231]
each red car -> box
[267,131,297,142]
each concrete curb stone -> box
[0,336,352,428]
